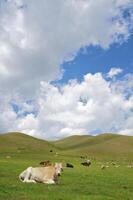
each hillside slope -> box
[0,132,133,160]
[53,134,133,158]
[0,132,57,154]
[53,135,93,150]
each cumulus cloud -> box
[119,129,133,136]
[0,0,133,96]
[3,71,131,140]
[0,94,17,132]
[108,67,123,78]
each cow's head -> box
[55,163,63,176]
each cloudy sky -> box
[0,0,133,140]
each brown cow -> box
[39,160,51,166]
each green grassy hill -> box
[0,132,57,161]
[53,133,133,159]
[53,135,93,149]
[1,132,133,159]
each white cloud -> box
[108,67,123,78]
[0,0,133,97]
[5,71,132,140]
[0,94,17,132]
[119,129,133,136]
[0,70,132,139]
[0,0,133,139]
[16,114,39,137]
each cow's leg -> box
[23,179,36,183]
[23,167,33,182]
[43,179,55,184]
[19,169,28,182]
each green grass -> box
[0,132,133,200]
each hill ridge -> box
[0,132,133,159]
[0,132,57,154]
[53,133,133,159]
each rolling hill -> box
[53,135,93,150]
[53,133,133,159]
[0,132,57,154]
[0,132,133,159]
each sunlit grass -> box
[0,132,133,200]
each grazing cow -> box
[115,165,119,168]
[101,165,109,170]
[111,162,116,166]
[66,163,74,168]
[80,156,87,159]
[6,155,11,159]
[19,163,63,184]
[39,160,51,166]
[81,160,91,167]
[127,165,133,168]
[101,165,106,170]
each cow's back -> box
[31,166,55,182]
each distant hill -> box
[0,132,133,160]
[53,135,93,150]
[53,134,133,159]
[0,132,56,154]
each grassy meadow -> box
[0,132,133,200]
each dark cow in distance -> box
[80,156,87,159]
[81,160,91,167]
[66,163,74,168]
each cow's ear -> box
[55,163,58,167]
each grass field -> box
[0,132,133,200]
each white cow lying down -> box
[19,163,63,184]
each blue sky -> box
[59,34,133,84]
